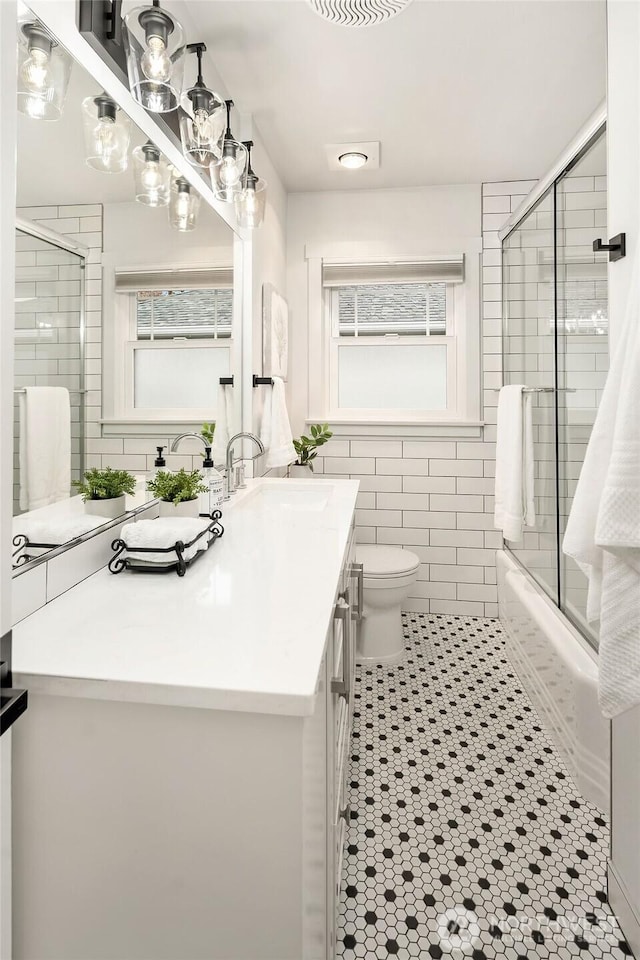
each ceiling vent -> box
[308,0,413,27]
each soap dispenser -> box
[146,446,167,490]
[201,446,224,516]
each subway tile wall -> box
[16,206,207,494]
[311,181,538,618]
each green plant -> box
[292,423,333,471]
[147,469,207,505]
[73,467,137,502]
[201,422,215,446]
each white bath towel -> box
[212,384,233,464]
[19,387,71,511]
[563,259,640,718]
[121,517,213,565]
[259,377,296,470]
[494,385,535,542]
[14,513,106,546]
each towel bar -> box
[490,387,576,393]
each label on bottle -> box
[208,472,224,511]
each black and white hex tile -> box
[337,614,632,960]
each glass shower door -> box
[556,129,608,646]
[502,188,559,604]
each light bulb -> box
[193,108,213,144]
[220,155,240,187]
[175,191,191,218]
[93,117,116,158]
[141,35,172,83]
[20,47,50,92]
[24,95,48,119]
[141,161,162,191]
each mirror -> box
[13,9,238,571]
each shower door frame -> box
[15,215,88,487]
[498,105,607,650]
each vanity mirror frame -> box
[7,0,258,585]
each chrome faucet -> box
[170,432,209,454]
[225,432,265,497]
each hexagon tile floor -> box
[336,614,632,960]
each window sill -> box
[306,419,485,439]
[101,418,207,438]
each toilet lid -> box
[356,545,420,578]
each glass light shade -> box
[179,89,225,167]
[132,142,170,206]
[17,22,72,121]
[235,178,267,229]
[82,95,131,173]
[169,177,200,231]
[209,139,248,202]
[123,4,185,113]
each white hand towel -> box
[494,385,535,542]
[121,517,213,564]
[564,258,640,718]
[19,387,71,511]
[14,513,106,546]
[259,377,296,470]
[212,384,233,464]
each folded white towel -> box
[564,258,640,717]
[14,513,106,546]
[259,377,296,470]
[494,384,535,542]
[212,384,233,464]
[121,517,213,564]
[19,387,71,511]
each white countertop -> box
[12,478,358,717]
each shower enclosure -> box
[501,121,608,650]
[14,218,86,515]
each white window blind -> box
[115,266,233,292]
[322,257,464,287]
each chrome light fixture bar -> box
[179,42,225,167]
[133,140,171,206]
[17,20,72,121]
[123,0,186,113]
[82,92,131,173]
[209,100,248,203]
[235,141,267,230]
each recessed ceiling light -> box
[338,151,368,170]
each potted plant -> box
[74,467,137,519]
[289,424,333,478]
[147,469,208,518]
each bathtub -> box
[497,550,609,813]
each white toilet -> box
[355,545,420,664]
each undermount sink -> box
[252,483,333,511]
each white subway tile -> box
[429,459,483,478]
[377,493,429,510]
[403,441,456,459]
[376,458,427,476]
[377,527,429,546]
[356,509,402,527]
[457,583,498,602]
[430,599,485,617]
[403,476,456,494]
[410,545,456,564]
[351,440,403,458]
[324,457,375,474]
[430,494,484,512]
[430,529,484,548]
[357,475,402,493]
[356,527,376,544]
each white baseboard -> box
[609,861,640,957]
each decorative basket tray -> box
[108,511,224,577]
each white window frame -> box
[306,248,481,433]
[103,261,238,426]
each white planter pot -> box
[85,495,126,520]
[287,465,312,479]
[158,498,200,519]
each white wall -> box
[606,0,640,954]
[285,182,521,618]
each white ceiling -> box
[190,0,607,192]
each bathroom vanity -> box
[10,478,359,960]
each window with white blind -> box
[109,266,234,422]
[322,259,467,422]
